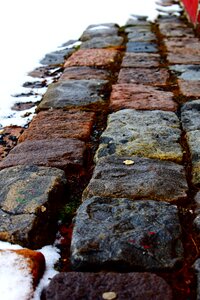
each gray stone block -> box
[181,100,200,132]
[83,155,188,203]
[71,197,183,271]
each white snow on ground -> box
[0,241,60,300]
[0,0,162,128]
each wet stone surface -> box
[109,83,177,111]
[60,67,111,81]
[96,109,182,163]
[37,79,109,111]
[0,165,67,248]
[19,109,95,142]
[117,68,169,85]
[43,272,173,300]
[126,42,158,53]
[64,49,121,68]
[0,138,86,178]
[80,36,124,49]
[170,65,200,81]
[181,100,200,132]
[71,197,183,271]
[121,53,160,68]
[83,155,188,203]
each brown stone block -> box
[178,79,200,97]
[64,49,121,68]
[121,53,160,68]
[117,68,169,86]
[19,109,95,142]
[109,83,177,112]
[60,67,110,81]
[159,22,194,38]
[0,138,86,177]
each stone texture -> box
[121,53,160,68]
[178,79,200,97]
[43,272,173,300]
[80,36,124,49]
[181,100,200,132]
[185,131,200,186]
[126,42,158,53]
[127,31,156,42]
[96,109,182,163]
[18,109,95,142]
[170,65,200,81]
[159,22,193,36]
[0,165,67,248]
[117,68,169,85]
[193,192,200,230]
[109,83,177,111]
[125,25,151,33]
[71,197,183,271]
[60,67,111,81]
[40,48,74,65]
[80,24,119,41]
[0,138,86,178]
[83,155,188,203]
[193,259,200,300]
[64,49,121,68]
[0,249,45,299]
[36,79,109,111]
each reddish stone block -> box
[159,22,194,37]
[64,49,121,68]
[19,109,95,142]
[117,68,169,86]
[178,79,200,97]
[121,53,160,68]
[60,67,110,81]
[109,83,177,112]
[0,138,86,177]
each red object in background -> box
[181,0,200,25]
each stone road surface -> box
[1,1,200,299]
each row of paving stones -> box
[1,9,200,300]
[44,14,192,300]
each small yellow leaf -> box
[41,206,46,212]
[123,159,134,165]
[102,292,117,300]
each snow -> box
[0,241,60,300]
[0,0,162,128]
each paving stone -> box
[181,100,200,132]
[127,31,156,42]
[80,24,119,41]
[97,109,182,162]
[117,68,169,85]
[109,83,177,111]
[178,79,200,97]
[125,25,151,33]
[0,138,86,178]
[170,65,200,81]
[185,131,200,186]
[60,67,111,81]
[36,79,109,111]
[126,42,158,53]
[0,249,45,298]
[80,36,124,49]
[71,197,183,271]
[0,165,67,248]
[40,48,74,65]
[126,18,150,26]
[83,155,188,202]
[43,272,173,300]
[18,109,95,142]
[121,53,160,68]
[193,259,200,300]
[159,22,194,37]
[64,49,121,68]
[193,192,200,230]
